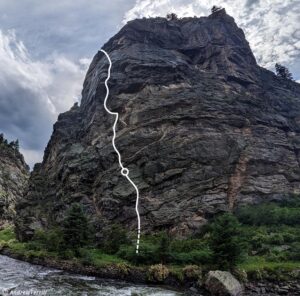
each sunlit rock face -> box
[15,9,300,241]
[0,137,29,226]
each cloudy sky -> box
[0,0,299,168]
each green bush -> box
[118,242,158,264]
[29,228,64,252]
[170,249,212,265]
[102,224,129,254]
[236,203,300,226]
[170,238,207,253]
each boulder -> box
[205,270,244,296]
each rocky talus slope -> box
[0,136,29,226]
[16,9,300,240]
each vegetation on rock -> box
[275,63,294,80]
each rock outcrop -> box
[0,135,29,226]
[15,9,300,241]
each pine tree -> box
[14,139,19,151]
[62,203,89,252]
[158,232,170,263]
[209,213,246,270]
[275,63,294,80]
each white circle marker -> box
[101,49,141,254]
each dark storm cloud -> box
[0,0,299,167]
[0,82,53,151]
[0,0,136,167]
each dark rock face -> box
[0,137,29,226]
[15,10,300,240]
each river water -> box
[0,255,183,296]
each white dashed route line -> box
[100,49,141,254]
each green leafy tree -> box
[209,213,246,270]
[62,203,89,253]
[275,63,294,80]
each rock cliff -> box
[0,135,29,226]
[15,9,300,241]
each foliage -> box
[182,265,202,280]
[209,213,247,269]
[157,231,170,263]
[0,227,15,241]
[170,249,212,265]
[101,224,129,254]
[0,133,20,152]
[148,264,169,282]
[118,241,157,265]
[62,203,89,252]
[2,198,300,281]
[275,63,294,80]
[236,202,300,226]
[27,228,64,252]
[166,13,178,21]
[211,5,223,14]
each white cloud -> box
[124,0,300,78]
[0,30,89,168]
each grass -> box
[83,248,128,267]
[0,226,15,241]
[0,227,128,266]
[239,256,300,272]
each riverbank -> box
[1,227,300,295]
[1,247,300,296]
[0,254,184,296]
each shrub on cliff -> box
[275,63,294,80]
[166,13,178,20]
[211,5,223,14]
[209,213,247,270]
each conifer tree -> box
[211,5,222,14]
[209,213,246,269]
[275,63,294,80]
[62,203,89,252]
